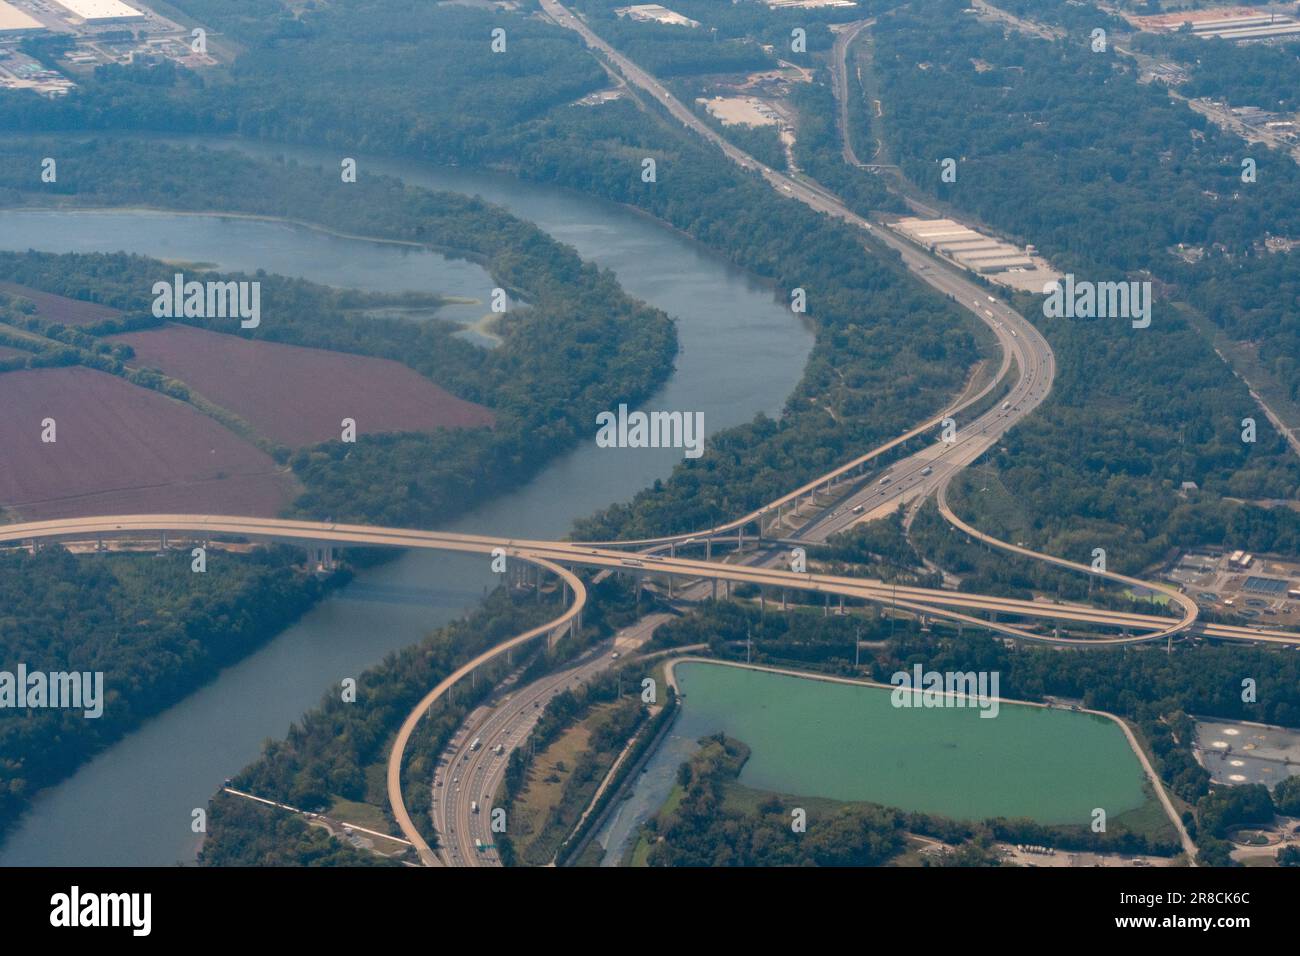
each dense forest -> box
[644,735,910,866]
[873,0,1300,394]
[853,1,1300,565]
[0,546,336,839]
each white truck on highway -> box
[470,737,482,752]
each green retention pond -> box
[672,661,1151,825]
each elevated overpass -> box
[5,513,1296,648]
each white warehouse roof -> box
[51,0,144,22]
[0,0,43,31]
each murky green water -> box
[673,662,1149,825]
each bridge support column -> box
[738,525,745,554]
[760,590,765,614]
[839,594,844,615]
[706,538,712,561]
[782,588,787,611]
[824,593,830,618]
[712,578,718,601]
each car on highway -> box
[921,466,933,476]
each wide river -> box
[0,144,813,865]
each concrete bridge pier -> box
[307,544,339,572]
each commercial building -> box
[614,4,699,27]
[962,256,1035,274]
[50,0,145,24]
[1131,6,1300,42]
[0,0,44,34]
[889,217,1062,289]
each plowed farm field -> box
[0,282,122,327]
[112,324,495,447]
[0,367,295,521]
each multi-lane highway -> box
[435,614,670,866]
[537,0,1054,553]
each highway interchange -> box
[3,3,1296,868]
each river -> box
[0,146,813,865]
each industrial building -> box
[50,0,145,24]
[890,217,1062,292]
[0,0,44,34]
[1132,6,1300,42]
[893,218,1031,274]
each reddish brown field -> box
[0,367,294,521]
[112,324,495,447]
[0,282,122,327]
